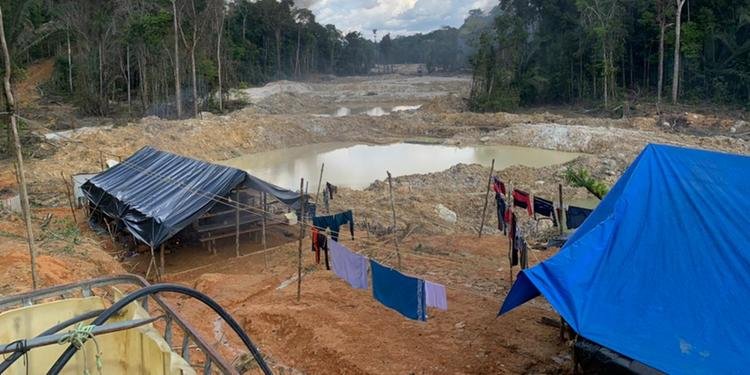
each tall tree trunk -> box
[172,0,182,118]
[126,44,131,117]
[275,28,281,79]
[295,26,301,77]
[602,40,608,107]
[657,20,666,103]
[138,52,147,111]
[190,47,197,117]
[66,27,73,93]
[672,0,686,104]
[0,5,38,290]
[217,7,224,112]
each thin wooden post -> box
[160,244,165,276]
[558,183,564,235]
[297,178,305,302]
[148,245,159,281]
[99,151,104,171]
[478,158,496,238]
[0,9,38,289]
[60,172,77,225]
[508,182,514,286]
[314,163,325,205]
[386,171,402,270]
[235,190,240,257]
[262,192,268,268]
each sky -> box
[294,0,498,39]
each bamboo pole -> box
[386,171,401,270]
[314,163,325,205]
[235,190,240,257]
[508,182,513,286]
[478,159,496,238]
[262,192,268,268]
[60,172,77,225]
[297,178,305,302]
[0,7,38,289]
[558,183,564,235]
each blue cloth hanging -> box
[370,260,426,321]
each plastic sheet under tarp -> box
[82,146,302,248]
[0,297,195,374]
[499,144,750,373]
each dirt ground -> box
[1,70,749,373]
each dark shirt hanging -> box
[533,196,557,226]
[512,189,533,216]
[326,182,337,199]
[312,210,354,242]
[566,206,593,229]
[509,213,519,267]
[496,193,507,234]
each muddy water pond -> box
[222,142,583,191]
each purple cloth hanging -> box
[425,280,448,310]
[330,240,368,289]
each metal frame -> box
[0,274,239,374]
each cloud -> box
[295,0,497,37]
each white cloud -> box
[295,0,497,38]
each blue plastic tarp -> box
[82,146,301,248]
[499,144,750,373]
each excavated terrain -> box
[1,70,748,373]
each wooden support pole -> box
[314,163,325,205]
[160,244,165,277]
[262,192,268,268]
[386,171,402,270]
[508,182,514,286]
[60,172,77,225]
[558,183,564,235]
[235,190,240,257]
[478,158,496,238]
[1,8,38,290]
[297,178,305,302]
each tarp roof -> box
[499,144,750,373]
[82,146,302,248]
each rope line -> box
[57,323,103,375]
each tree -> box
[577,0,624,108]
[0,4,38,290]
[655,0,673,104]
[671,0,686,103]
[171,0,182,117]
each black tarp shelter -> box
[82,146,302,249]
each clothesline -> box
[26,127,532,300]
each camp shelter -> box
[82,146,304,257]
[499,144,750,373]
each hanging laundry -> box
[496,193,507,234]
[533,196,557,226]
[370,260,426,321]
[566,205,593,229]
[330,240,368,289]
[509,213,519,266]
[323,185,330,213]
[514,223,529,269]
[326,182,338,199]
[492,176,506,195]
[425,280,448,311]
[512,189,533,216]
[313,210,355,242]
[310,228,330,269]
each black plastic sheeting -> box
[574,337,664,375]
[82,146,302,248]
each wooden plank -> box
[297,178,305,302]
[387,171,402,270]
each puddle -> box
[223,142,583,191]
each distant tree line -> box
[469,0,750,111]
[0,0,378,118]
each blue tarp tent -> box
[82,146,303,248]
[499,144,750,373]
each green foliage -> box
[468,0,750,110]
[565,167,610,200]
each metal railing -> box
[0,274,243,374]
